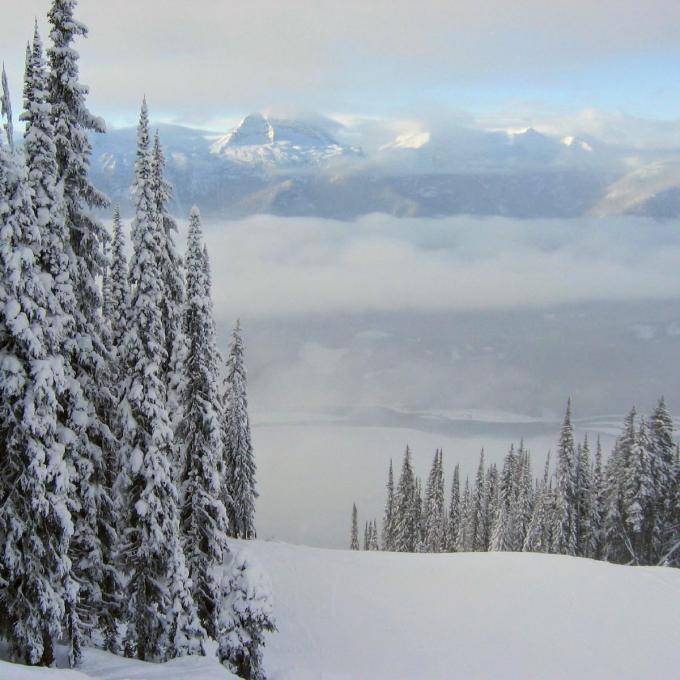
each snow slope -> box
[0,648,236,680]
[245,540,680,680]
[3,542,679,679]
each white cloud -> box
[196,213,680,321]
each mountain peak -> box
[207,113,361,168]
[224,112,275,146]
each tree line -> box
[351,399,679,568]
[0,1,272,678]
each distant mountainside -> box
[90,113,680,219]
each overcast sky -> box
[3,0,680,129]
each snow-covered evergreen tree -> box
[118,100,204,661]
[150,131,186,435]
[575,435,593,557]
[414,477,426,552]
[2,65,14,150]
[456,478,473,552]
[108,206,128,355]
[623,418,656,565]
[177,206,230,638]
[664,448,680,566]
[490,444,518,552]
[21,23,71,328]
[368,520,380,551]
[350,504,359,550]
[423,449,446,552]
[394,446,418,552]
[472,450,487,551]
[649,397,677,564]
[381,459,396,551]
[222,319,258,539]
[47,0,120,644]
[100,236,112,334]
[218,549,276,680]
[484,463,499,551]
[512,445,533,550]
[523,453,553,553]
[590,437,605,559]
[446,464,461,551]
[604,408,637,564]
[552,400,578,555]
[0,82,79,667]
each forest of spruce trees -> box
[352,399,680,568]
[0,1,273,677]
[2,0,680,677]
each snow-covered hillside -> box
[256,541,680,680]
[4,541,679,679]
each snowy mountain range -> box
[91,112,680,219]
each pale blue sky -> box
[2,0,680,130]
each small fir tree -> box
[381,459,396,551]
[447,464,461,551]
[218,550,276,680]
[350,504,359,550]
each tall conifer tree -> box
[222,320,258,539]
[47,0,119,643]
[0,81,78,667]
[590,437,605,559]
[523,453,552,553]
[423,449,446,552]
[472,450,487,551]
[456,478,473,552]
[382,459,396,551]
[623,418,655,564]
[118,100,203,661]
[150,131,186,433]
[178,206,230,638]
[108,206,128,355]
[649,398,676,564]
[490,444,518,552]
[604,408,637,564]
[394,446,418,552]
[552,400,578,555]
[447,464,461,551]
[575,436,593,557]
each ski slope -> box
[2,540,680,679]
[253,540,680,680]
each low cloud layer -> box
[199,214,680,321]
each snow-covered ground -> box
[255,540,680,679]
[0,648,236,680]
[6,540,678,679]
